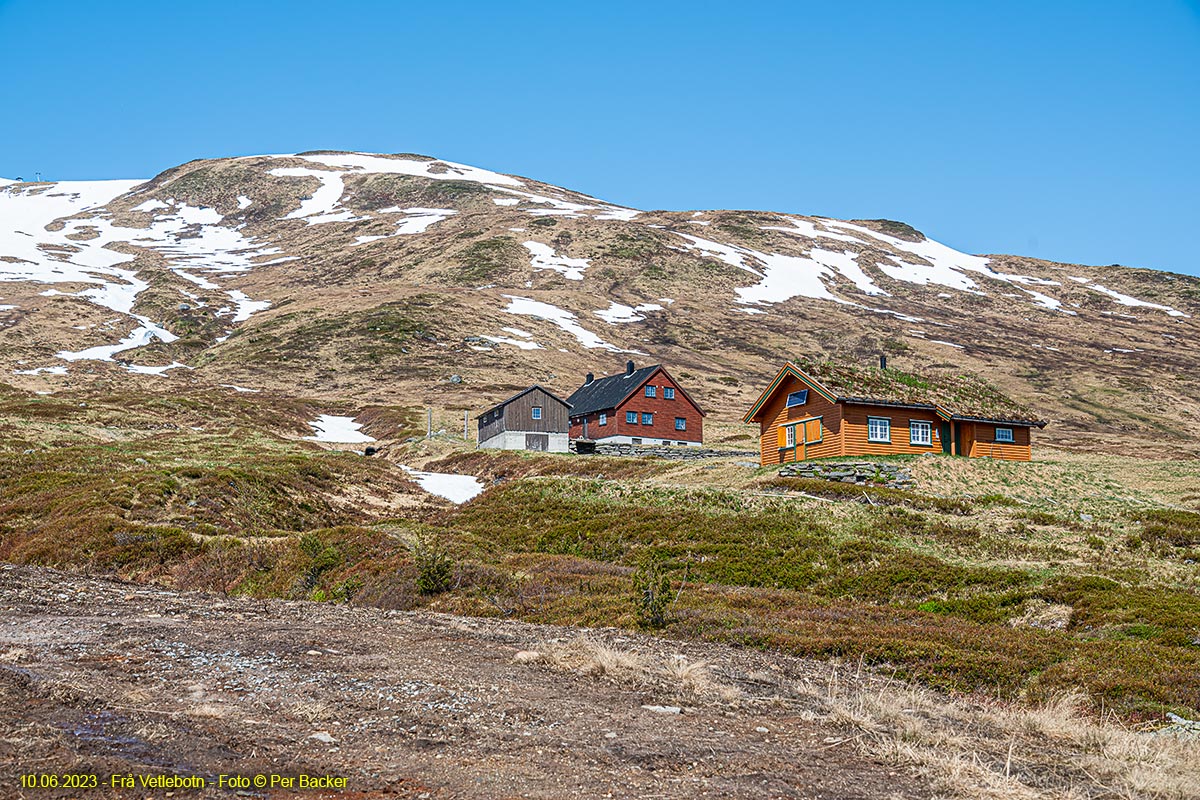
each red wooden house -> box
[744,358,1047,465]
[567,361,705,446]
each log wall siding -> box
[840,404,945,457]
[478,387,569,442]
[756,375,843,466]
[965,422,1033,461]
[569,369,704,443]
[748,368,1039,465]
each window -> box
[786,390,809,408]
[675,417,687,431]
[599,412,607,426]
[663,387,675,400]
[626,411,637,424]
[910,420,932,446]
[995,427,1014,443]
[531,406,542,420]
[642,412,653,425]
[631,438,643,445]
[785,425,796,447]
[868,417,891,443]
[645,385,657,398]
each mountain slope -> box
[2,151,1198,454]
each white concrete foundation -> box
[479,430,569,452]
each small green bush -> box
[413,534,454,595]
[631,557,673,629]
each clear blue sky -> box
[2,0,1198,275]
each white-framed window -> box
[664,387,675,400]
[599,412,607,426]
[786,390,809,407]
[910,420,932,446]
[531,406,542,420]
[631,437,643,444]
[675,417,686,431]
[645,385,657,398]
[642,412,653,425]
[868,417,891,443]
[995,427,1014,443]
[626,411,637,424]
[785,424,796,447]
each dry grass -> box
[534,637,743,705]
[288,699,333,723]
[529,639,1200,800]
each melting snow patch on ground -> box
[355,208,458,244]
[502,295,639,353]
[523,241,590,280]
[487,186,638,221]
[481,335,542,350]
[594,302,664,324]
[269,167,362,224]
[14,365,68,375]
[56,319,177,363]
[675,232,855,307]
[1068,277,1188,317]
[295,152,524,187]
[304,415,375,444]
[400,466,484,504]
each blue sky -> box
[2,0,1198,275]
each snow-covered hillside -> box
[0,152,1194,413]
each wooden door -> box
[525,433,549,451]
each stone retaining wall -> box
[778,461,915,488]
[571,442,758,461]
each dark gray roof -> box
[566,365,662,417]
[477,384,571,418]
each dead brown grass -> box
[528,639,1200,800]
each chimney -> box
[625,360,635,376]
[585,372,594,385]
[879,355,888,371]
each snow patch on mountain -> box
[523,241,590,281]
[0,181,279,370]
[1069,277,1188,317]
[502,295,641,353]
[594,301,665,324]
[354,208,458,244]
[296,152,524,187]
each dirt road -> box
[0,565,929,799]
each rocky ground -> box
[0,564,929,799]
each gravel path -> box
[0,564,930,799]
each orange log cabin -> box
[744,359,1047,466]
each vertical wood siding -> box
[479,387,569,442]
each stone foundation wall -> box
[778,461,915,488]
[571,441,758,461]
